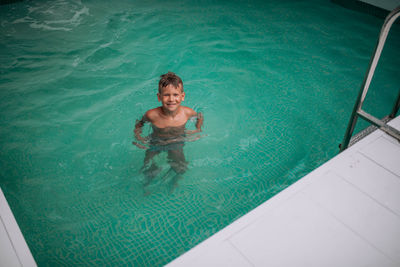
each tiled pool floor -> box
[1,116,399,266]
[167,115,400,267]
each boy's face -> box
[157,84,185,113]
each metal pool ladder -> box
[339,6,400,152]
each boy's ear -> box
[182,92,185,101]
[157,93,161,102]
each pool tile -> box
[302,172,400,263]
[0,219,21,267]
[360,135,400,177]
[169,240,252,267]
[0,188,37,267]
[388,117,400,129]
[229,192,393,267]
[334,152,400,216]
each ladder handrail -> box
[339,6,400,152]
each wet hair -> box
[158,72,183,93]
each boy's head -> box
[157,72,185,113]
[158,72,183,94]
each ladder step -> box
[348,116,391,147]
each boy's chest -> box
[152,112,188,128]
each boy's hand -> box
[135,135,149,143]
[195,112,203,132]
[132,141,148,150]
[185,129,201,134]
[134,116,150,148]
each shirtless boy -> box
[134,72,203,178]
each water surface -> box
[0,0,399,265]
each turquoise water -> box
[1,0,399,265]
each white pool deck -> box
[167,115,400,267]
[0,188,36,267]
[1,116,399,267]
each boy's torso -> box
[149,124,186,147]
[147,106,190,129]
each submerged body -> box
[135,106,202,175]
[149,124,186,148]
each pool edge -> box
[0,187,37,267]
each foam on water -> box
[11,0,89,31]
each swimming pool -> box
[1,0,399,265]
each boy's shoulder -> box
[144,106,196,121]
[181,106,197,117]
[144,107,162,121]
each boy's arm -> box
[185,108,203,134]
[134,114,149,143]
[195,112,203,132]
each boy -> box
[133,72,203,179]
